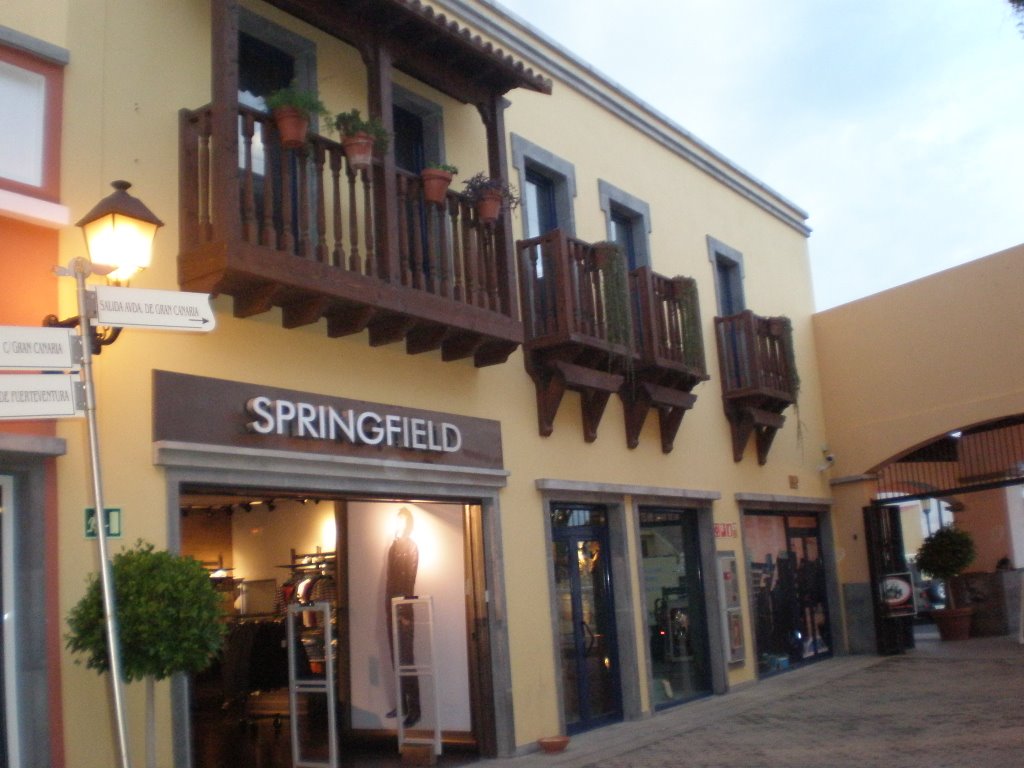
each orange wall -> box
[0,216,60,438]
[814,243,1024,477]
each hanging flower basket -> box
[342,133,375,172]
[334,108,389,173]
[461,172,520,225]
[421,167,454,205]
[272,106,309,149]
[475,188,503,223]
[265,84,328,150]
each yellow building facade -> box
[0,2,836,766]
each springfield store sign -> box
[152,370,503,469]
[245,395,463,453]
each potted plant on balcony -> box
[66,541,225,768]
[265,84,329,149]
[421,162,459,205]
[461,172,520,224]
[334,108,390,171]
[915,525,976,641]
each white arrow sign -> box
[0,373,82,420]
[0,326,80,371]
[92,285,216,332]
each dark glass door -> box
[551,505,621,733]
[639,508,712,707]
[743,511,832,675]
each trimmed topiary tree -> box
[66,541,225,767]
[915,526,976,610]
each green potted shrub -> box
[421,162,459,205]
[265,84,329,149]
[915,526,976,640]
[461,172,520,224]
[334,108,390,171]
[66,541,226,768]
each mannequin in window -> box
[385,507,420,727]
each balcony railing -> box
[178,104,520,366]
[517,230,707,451]
[714,310,798,463]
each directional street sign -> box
[0,373,82,420]
[92,285,216,332]
[0,325,80,371]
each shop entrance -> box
[638,508,712,707]
[743,511,832,675]
[180,490,488,768]
[550,504,622,734]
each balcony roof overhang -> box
[265,0,553,102]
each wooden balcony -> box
[714,310,799,464]
[517,230,708,451]
[177,104,521,367]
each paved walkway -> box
[474,630,1024,768]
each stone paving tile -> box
[474,635,1024,768]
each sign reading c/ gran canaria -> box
[0,326,79,371]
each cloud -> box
[495,0,1024,308]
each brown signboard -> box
[152,370,503,470]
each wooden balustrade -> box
[516,230,707,450]
[714,309,798,463]
[178,103,519,366]
[714,310,797,401]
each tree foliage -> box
[66,541,225,682]
[915,526,975,583]
[1012,0,1024,32]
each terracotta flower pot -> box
[273,106,309,149]
[420,168,453,206]
[932,606,974,641]
[342,132,375,171]
[475,188,503,224]
[537,735,569,753]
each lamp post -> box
[58,180,163,768]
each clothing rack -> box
[276,547,337,572]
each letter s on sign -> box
[245,396,275,434]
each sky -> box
[491,0,1024,310]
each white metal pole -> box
[69,256,133,768]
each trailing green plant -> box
[778,316,800,402]
[675,276,706,373]
[592,241,634,353]
[461,172,520,210]
[425,161,459,174]
[333,108,390,151]
[264,84,329,120]
[66,540,225,681]
[915,526,976,609]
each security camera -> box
[817,447,836,472]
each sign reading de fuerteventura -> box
[0,326,80,371]
[0,373,82,419]
[92,285,216,332]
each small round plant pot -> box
[537,735,569,753]
[273,106,309,149]
[342,133,375,171]
[420,168,453,205]
[475,188,503,224]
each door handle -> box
[581,620,595,656]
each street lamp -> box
[77,179,163,283]
[44,180,163,352]
[59,180,162,768]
